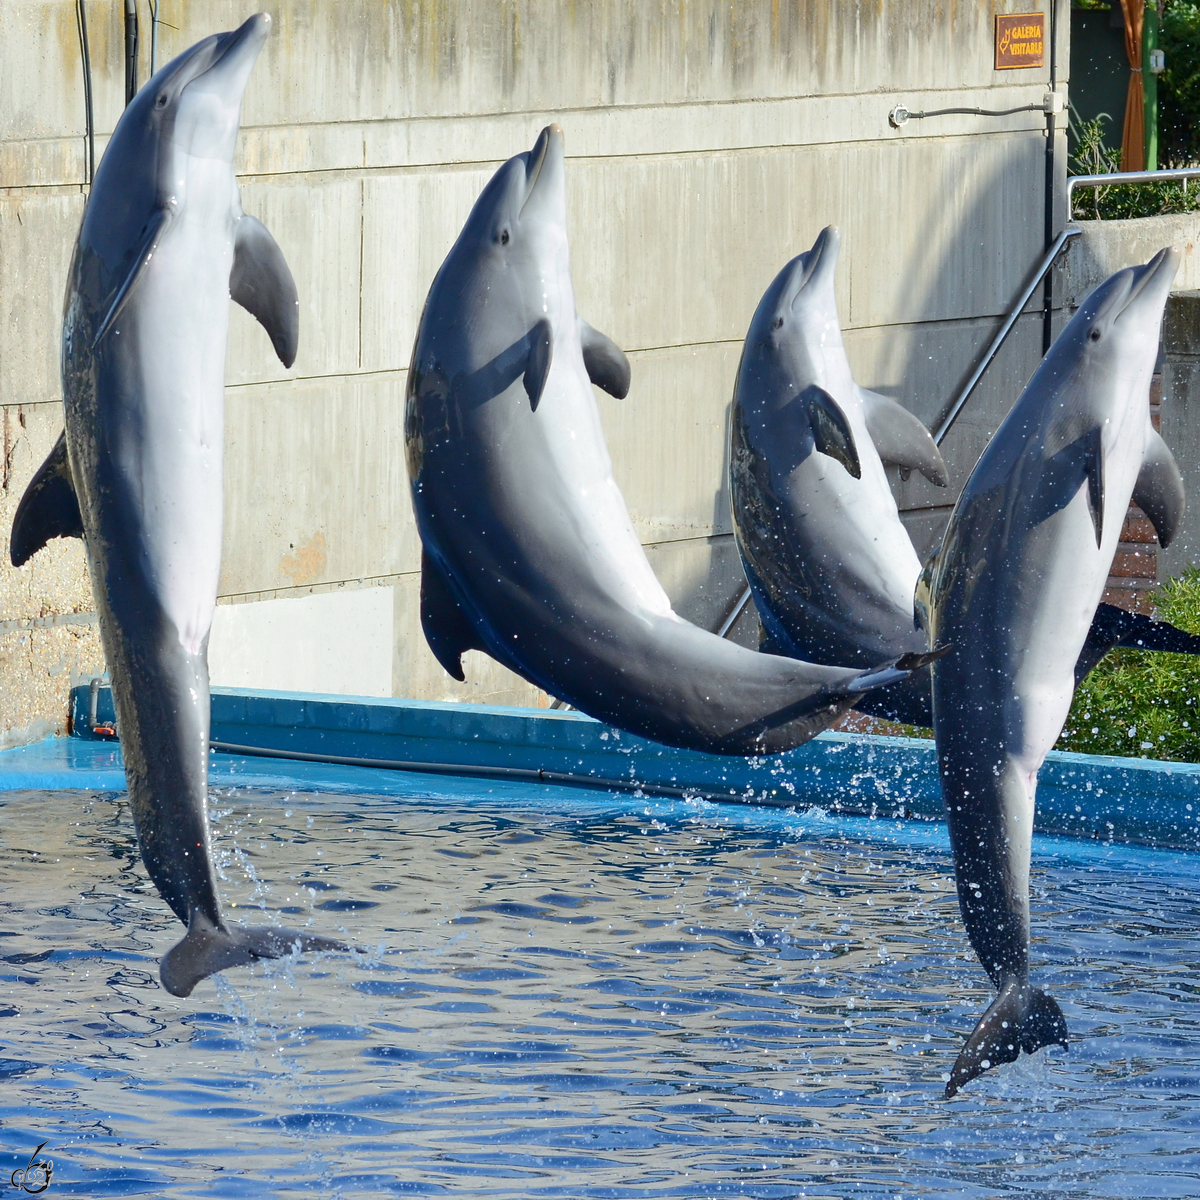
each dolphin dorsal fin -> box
[1133,428,1185,548]
[578,319,631,399]
[231,214,300,368]
[800,385,860,479]
[10,431,84,567]
[858,387,948,487]
[524,318,553,410]
[420,549,486,682]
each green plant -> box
[1160,1,1200,164]
[1059,569,1200,762]
[1069,113,1200,217]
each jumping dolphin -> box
[921,248,1182,1096]
[10,14,343,997]
[730,225,947,678]
[405,127,935,756]
[731,228,1200,729]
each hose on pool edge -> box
[208,739,765,808]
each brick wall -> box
[1103,374,1162,614]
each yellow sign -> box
[995,12,1045,70]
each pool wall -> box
[38,685,1200,852]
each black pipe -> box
[1043,0,1062,353]
[124,0,139,106]
[75,0,95,184]
[208,740,776,808]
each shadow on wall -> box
[853,135,1050,562]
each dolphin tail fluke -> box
[945,978,1068,1098]
[160,910,348,998]
[848,645,951,694]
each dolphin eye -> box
[155,92,168,108]
[499,229,510,245]
[1089,328,1102,341]
[772,317,784,330]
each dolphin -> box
[730,228,1200,729]
[730,225,947,679]
[10,14,343,997]
[405,127,936,756]
[921,248,1182,1096]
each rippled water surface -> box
[1,777,1199,1198]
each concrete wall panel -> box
[210,585,393,696]
[227,175,363,386]
[0,190,81,405]
[360,168,492,375]
[0,0,1077,729]
[221,372,413,596]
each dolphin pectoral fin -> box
[858,388,949,486]
[159,908,348,998]
[92,208,170,348]
[1133,428,1185,548]
[578,319,631,398]
[524,318,554,410]
[945,979,1067,1098]
[801,385,861,479]
[10,431,84,567]
[1084,426,1105,548]
[421,549,485,682]
[231,214,300,368]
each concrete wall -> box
[0,0,1073,743]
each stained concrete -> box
[1,0,1077,733]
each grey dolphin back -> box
[408,129,922,757]
[928,248,1180,1096]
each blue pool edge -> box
[0,684,1195,853]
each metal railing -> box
[1066,167,1200,224]
[931,226,1082,445]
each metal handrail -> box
[716,586,753,638]
[931,226,1082,444]
[1067,167,1200,223]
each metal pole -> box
[124,0,139,105]
[932,227,1082,445]
[716,586,753,639]
[148,0,159,77]
[1043,0,1062,353]
[75,0,95,185]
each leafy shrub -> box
[1070,114,1200,217]
[1160,1,1200,164]
[1058,570,1200,762]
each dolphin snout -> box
[1115,245,1179,320]
[788,225,840,310]
[520,125,565,217]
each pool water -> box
[1,777,1198,1198]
